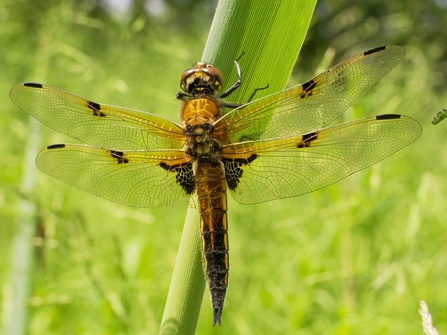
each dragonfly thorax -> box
[184,123,221,162]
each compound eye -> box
[202,66,224,93]
[179,67,196,93]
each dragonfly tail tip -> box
[212,307,222,326]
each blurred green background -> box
[1,0,447,334]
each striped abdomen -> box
[194,161,229,326]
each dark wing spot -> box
[47,143,65,149]
[297,131,319,148]
[223,154,258,191]
[175,164,195,194]
[302,79,316,92]
[159,162,195,194]
[300,79,317,99]
[364,46,386,56]
[24,83,43,88]
[109,150,129,164]
[376,114,401,120]
[87,100,105,117]
[159,162,169,171]
[245,154,257,164]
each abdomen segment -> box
[195,161,228,326]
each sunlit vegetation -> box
[1,1,447,334]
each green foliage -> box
[203,1,316,104]
[1,0,447,334]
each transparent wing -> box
[10,83,185,150]
[215,46,405,143]
[36,144,192,208]
[221,114,421,205]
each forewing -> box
[215,46,405,143]
[10,83,185,150]
[222,114,421,205]
[36,144,193,208]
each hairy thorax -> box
[181,97,223,164]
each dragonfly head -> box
[180,62,223,97]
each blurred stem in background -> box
[5,22,50,335]
[6,118,40,335]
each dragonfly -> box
[10,45,422,326]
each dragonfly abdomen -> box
[195,161,228,326]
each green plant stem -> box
[203,0,317,102]
[159,196,203,335]
[159,0,316,332]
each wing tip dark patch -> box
[364,46,386,56]
[47,143,66,149]
[376,114,401,120]
[24,82,43,88]
[297,131,319,148]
